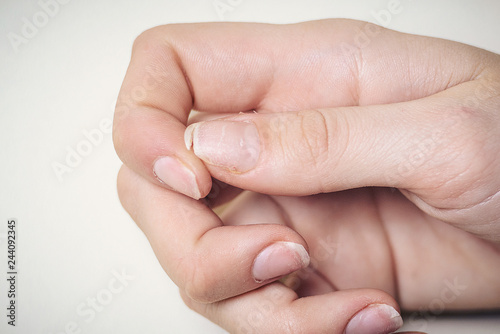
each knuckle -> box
[293,109,331,171]
[183,278,206,304]
[181,261,218,304]
[179,289,197,310]
[281,109,347,192]
[179,289,216,324]
[132,26,164,51]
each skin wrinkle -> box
[324,109,350,188]
[317,110,331,194]
[270,195,339,294]
[351,33,363,106]
[376,188,437,310]
[297,111,319,178]
[151,30,198,109]
[173,220,222,302]
[415,109,499,212]
[434,189,500,224]
[179,56,196,107]
[434,164,492,209]
[467,49,490,82]
[277,119,291,169]
[404,37,475,99]
[300,109,331,194]
[258,32,280,112]
[310,268,339,294]
[396,96,496,209]
[371,188,400,304]
[440,53,455,93]
[132,38,193,121]
[417,209,500,307]
[447,44,485,88]
[188,231,241,303]
[402,40,414,97]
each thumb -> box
[184,93,463,196]
[185,80,500,242]
[185,81,500,241]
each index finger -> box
[113,19,470,199]
[112,22,280,198]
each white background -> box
[1,0,499,333]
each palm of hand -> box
[219,187,500,310]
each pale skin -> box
[113,19,500,333]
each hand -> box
[113,19,500,333]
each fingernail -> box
[252,242,310,283]
[153,156,201,199]
[184,121,260,173]
[345,304,403,334]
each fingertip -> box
[181,224,309,304]
[345,303,403,334]
[153,156,207,200]
[114,107,212,199]
[252,241,310,283]
[187,284,401,334]
[186,120,260,174]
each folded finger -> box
[182,283,403,334]
[117,165,310,303]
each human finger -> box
[184,76,500,241]
[182,283,404,334]
[116,165,309,303]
